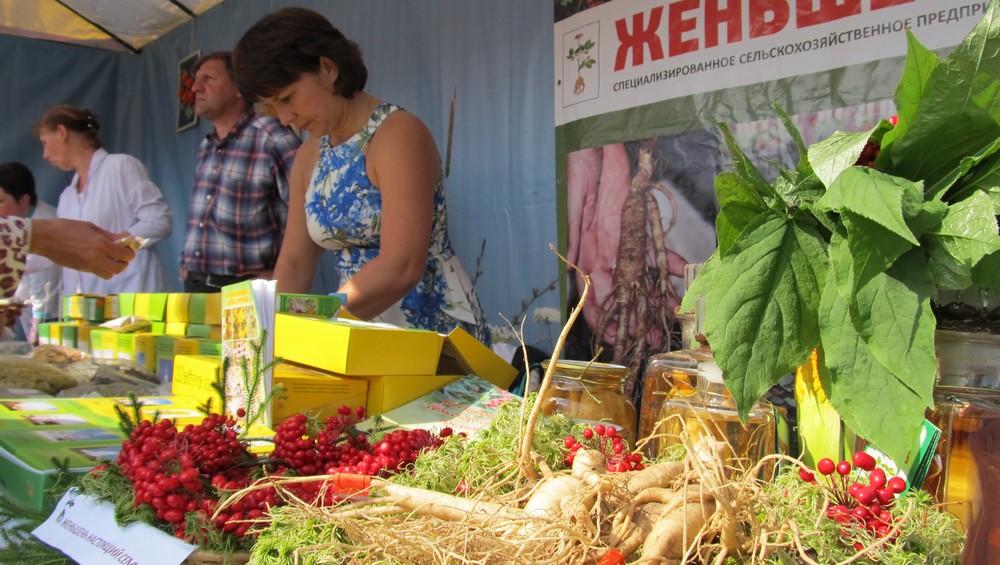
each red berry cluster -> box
[116,415,261,540]
[271,405,452,480]
[798,451,909,548]
[564,424,644,472]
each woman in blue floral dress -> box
[233,7,489,344]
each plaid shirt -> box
[181,111,301,275]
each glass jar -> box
[924,386,1000,564]
[638,350,709,450]
[539,359,638,444]
[657,359,776,474]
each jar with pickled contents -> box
[657,359,776,474]
[638,350,711,450]
[539,360,638,444]
[924,386,1000,565]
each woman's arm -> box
[30,218,134,279]
[336,110,438,320]
[274,138,325,293]
[118,155,173,244]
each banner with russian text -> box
[553,0,979,405]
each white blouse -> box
[57,148,173,295]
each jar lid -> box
[541,359,630,381]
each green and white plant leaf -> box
[684,0,1000,464]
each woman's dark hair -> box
[33,104,103,149]
[233,7,367,102]
[0,162,37,206]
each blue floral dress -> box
[305,103,490,345]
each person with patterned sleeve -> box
[179,51,301,292]
[0,216,133,302]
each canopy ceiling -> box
[0,0,224,53]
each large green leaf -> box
[840,213,913,295]
[774,103,813,179]
[818,278,927,466]
[972,249,1000,288]
[924,191,1000,289]
[807,129,874,189]
[879,29,939,151]
[848,257,937,405]
[716,121,780,204]
[702,212,827,419]
[879,0,1000,192]
[714,172,769,256]
[928,190,1000,263]
[816,167,920,245]
[938,137,1000,203]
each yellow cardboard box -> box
[166,293,190,322]
[134,293,167,322]
[170,355,222,405]
[116,332,136,362]
[165,321,189,336]
[273,314,443,376]
[270,363,368,425]
[132,333,158,373]
[155,335,178,382]
[437,326,518,390]
[171,357,368,427]
[353,373,462,415]
[354,327,518,414]
[103,294,119,320]
[77,325,94,354]
[41,322,85,349]
[88,328,118,361]
[204,293,222,326]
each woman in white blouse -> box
[34,104,173,295]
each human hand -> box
[0,302,24,328]
[29,219,135,279]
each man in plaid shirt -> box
[180,51,301,292]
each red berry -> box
[236,408,246,418]
[837,461,852,476]
[856,485,877,506]
[876,488,896,505]
[798,468,816,483]
[888,115,898,126]
[817,458,836,475]
[869,468,887,490]
[887,476,907,494]
[852,451,876,472]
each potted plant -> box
[684,1,1000,465]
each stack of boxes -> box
[171,291,517,427]
[37,292,223,382]
[4,288,518,510]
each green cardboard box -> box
[117,293,136,316]
[188,293,207,324]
